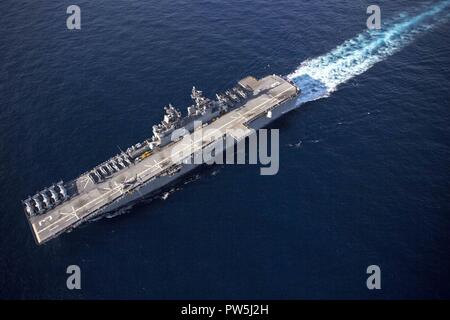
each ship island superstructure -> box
[22,75,300,244]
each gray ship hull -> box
[87,96,299,220]
[23,74,300,244]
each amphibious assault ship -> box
[22,75,300,244]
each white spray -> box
[287,1,450,104]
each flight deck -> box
[24,75,299,244]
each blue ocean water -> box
[0,0,449,299]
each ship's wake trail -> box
[287,1,450,105]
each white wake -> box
[287,1,450,103]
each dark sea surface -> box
[0,0,449,299]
